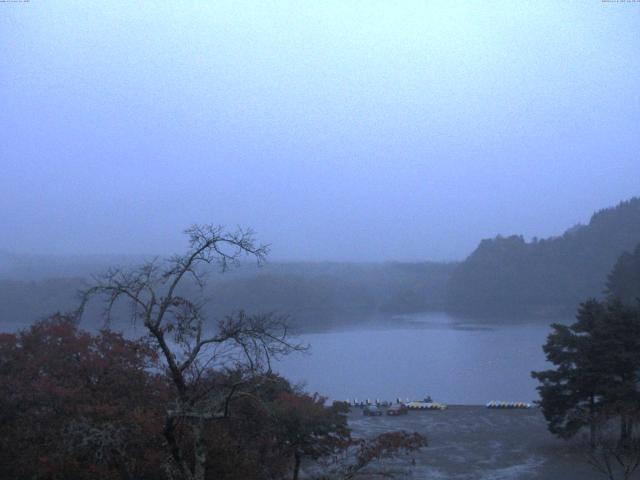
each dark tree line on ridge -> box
[446,197,640,318]
[1,197,639,333]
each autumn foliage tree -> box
[271,393,351,480]
[0,314,168,480]
[316,430,428,480]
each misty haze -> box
[1,2,639,480]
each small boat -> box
[406,396,447,410]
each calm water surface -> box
[0,312,562,406]
[274,312,563,405]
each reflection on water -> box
[274,312,562,405]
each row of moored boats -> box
[485,401,532,409]
[347,397,533,410]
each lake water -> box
[274,312,562,405]
[0,311,562,406]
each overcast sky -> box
[1,1,639,261]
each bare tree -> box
[77,225,305,480]
[581,409,640,480]
[314,431,427,480]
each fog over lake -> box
[2,2,639,478]
[275,313,557,405]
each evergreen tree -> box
[532,299,640,446]
[607,243,640,306]
[532,300,608,446]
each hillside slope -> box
[445,197,640,318]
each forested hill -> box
[0,261,456,333]
[445,197,640,318]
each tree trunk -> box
[619,414,633,446]
[589,395,597,449]
[164,416,194,480]
[293,452,301,480]
[193,418,207,480]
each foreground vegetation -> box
[0,316,427,480]
[0,226,426,480]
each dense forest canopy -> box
[2,197,639,328]
[606,243,640,306]
[446,198,640,318]
[0,261,455,332]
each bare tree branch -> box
[76,225,302,480]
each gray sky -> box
[1,1,639,262]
